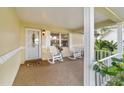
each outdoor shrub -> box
[93,53,124,86]
[95,39,117,52]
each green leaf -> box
[106,66,119,76]
[93,64,100,72]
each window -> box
[50,33,69,47]
[61,34,69,47]
[50,33,59,46]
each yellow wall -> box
[0,8,21,85]
[20,21,84,61]
[20,21,72,61]
[70,32,84,49]
[0,8,21,55]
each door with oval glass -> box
[25,28,41,60]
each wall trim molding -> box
[0,47,23,64]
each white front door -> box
[25,28,41,60]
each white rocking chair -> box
[68,48,82,60]
[47,46,63,64]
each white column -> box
[84,7,95,86]
[117,23,123,58]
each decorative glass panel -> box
[32,32,35,47]
[50,33,59,46]
[31,31,39,47]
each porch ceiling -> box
[16,7,124,30]
[110,7,124,21]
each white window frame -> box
[50,32,69,47]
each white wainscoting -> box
[0,47,23,64]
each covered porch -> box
[0,7,124,86]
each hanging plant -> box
[95,39,117,53]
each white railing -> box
[94,53,121,86]
[95,50,111,61]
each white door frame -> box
[25,28,41,60]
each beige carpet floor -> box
[13,58,84,86]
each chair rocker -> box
[68,48,82,60]
[47,46,63,64]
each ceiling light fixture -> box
[41,29,46,36]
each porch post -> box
[117,23,123,58]
[84,7,95,86]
